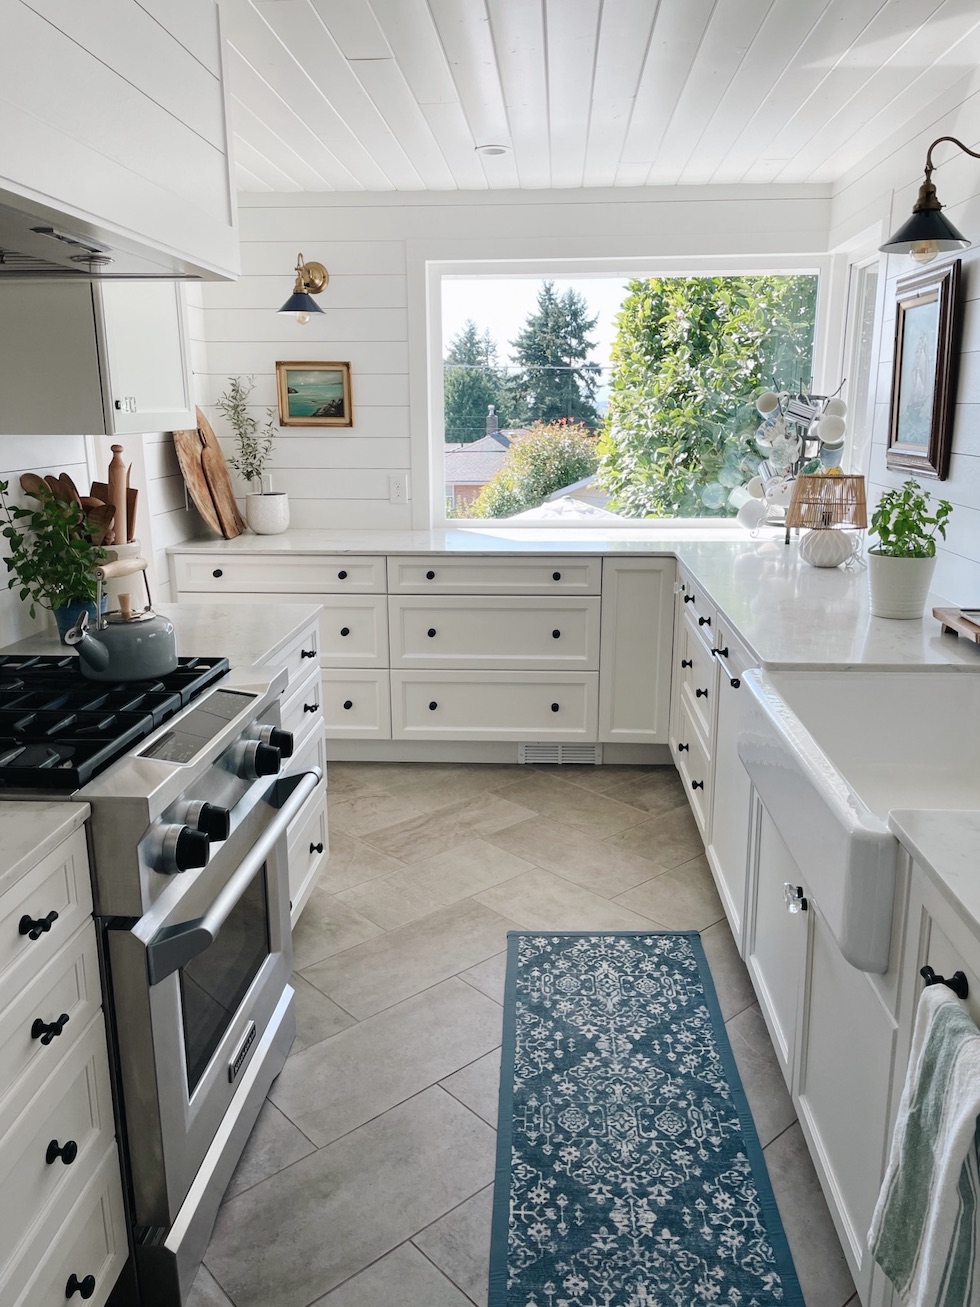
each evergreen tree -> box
[597,275,817,518]
[508,283,600,428]
[443,321,505,444]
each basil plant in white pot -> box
[216,375,289,535]
[867,479,952,619]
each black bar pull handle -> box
[19,910,58,940]
[32,1013,69,1045]
[920,965,969,999]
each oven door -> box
[106,768,320,1227]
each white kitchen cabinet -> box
[597,559,674,745]
[0,280,192,435]
[706,621,754,948]
[0,815,126,1307]
[391,670,599,741]
[387,556,602,594]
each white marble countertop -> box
[4,601,323,670]
[168,528,980,672]
[0,802,89,897]
[888,810,980,939]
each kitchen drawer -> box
[674,698,711,836]
[254,616,320,688]
[286,790,328,927]
[290,719,326,783]
[7,1143,126,1307]
[280,660,324,747]
[0,1015,115,1285]
[387,556,602,595]
[391,671,598,741]
[171,553,385,593]
[0,828,92,997]
[677,572,717,643]
[322,670,391,739]
[388,595,600,670]
[318,595,389,666]
[0,920,101,1108]
[676,612,715,741]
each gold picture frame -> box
[886,259,961,480]
[276,361,352,427]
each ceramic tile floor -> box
[190,761,859,1307]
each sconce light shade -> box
[278,253,329,322]
[880,135,979,262]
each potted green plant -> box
[867,478,952,618]
[0,479,109,640]
[215,375,288,535]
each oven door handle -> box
[145,768,322,986]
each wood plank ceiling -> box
[221,0,980,193]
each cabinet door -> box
[597,559,674,744]
[391,671,598,741]
[745,799,808,1088]
[795,904,896,1298]
[706,627,754,949]
[96,282,193,434]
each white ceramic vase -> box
[867,551,936,619]
[246,492,290,535]
[798,529,861,568]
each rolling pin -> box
[107,444,129,545]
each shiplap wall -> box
[830,71,980,603]
[200,185,832,530]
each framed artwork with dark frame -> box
[886,258,961,480]
[276,361,353,427]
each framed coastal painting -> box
[276,362,353,427]
[886,259,961,480]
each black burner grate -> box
[0,655,230,790]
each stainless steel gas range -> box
[0,653,321,1306]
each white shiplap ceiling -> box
[222,0,980,193]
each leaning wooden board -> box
[172,410,246,539]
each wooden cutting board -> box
[173,426,222,536]
[196,407,246,538]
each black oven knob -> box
[173,827,210,874]
[249,724,294,757]
[197,803,231,842]
[235,740,282,780]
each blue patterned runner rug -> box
[488,931,803,1307]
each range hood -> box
[0,196,205,280]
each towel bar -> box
[920,965,969,1000]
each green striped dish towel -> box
[869,983,980,1306]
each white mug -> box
[756,391,780,415]
[737,498,768,531]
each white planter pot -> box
[246,492,290,536]
[867,551,936,619]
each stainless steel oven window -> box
[179,866,270,1094]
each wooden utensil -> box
[44,474,69,501]
[126,486,138,543]
[90,481,110,504]
[195,408,246,537]
[85,503,116,547]
[108,446,129,545]
[58,473,83,509]
[19,472,47,497]
[173,426,223,535]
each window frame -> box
[424,254,833,530]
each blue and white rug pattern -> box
[489,931,802,1307]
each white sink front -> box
[737,669,980,973]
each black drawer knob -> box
[681,658,692,669]
[678,742,690,752]
[19,910,58,940]
[46,1138,78,1166]
[551,702,560,712]
[696,687,708,699]
[699,615,711,627]
[310,842,324,855]
[343,700,353,710]
[303,702,319,713]
[711,646,729,659]
[429,701,438,710]
[212,568,223,578]
[552,629,561,639]
[32,1013,69,1045]
[338,570,348,579]
[683,592,695,603]
[340,628,350,637]
[552,571,561,581]
[301,647,317,658]
[425,570,436,580]
[730,677,741,689]
[427,628,437,638]
[691,779,705,791]
[66,1275,96,1300]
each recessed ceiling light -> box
[475,144,509,156]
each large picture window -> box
[437,266,821,525]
